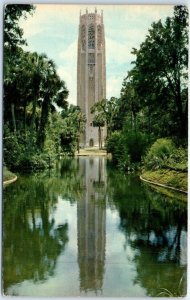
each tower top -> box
[80,8,104,23]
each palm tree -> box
[37,60,69,150]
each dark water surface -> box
[3,157,187,297]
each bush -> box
[144,138,187,171]
[106,131,129,170]
[164,147,187,172]
[3,127,24,169]
[123,129,149,163]
[18,152,48,170]
[4,128,50,171]
[144,138,175,170]
[106,129,149,170]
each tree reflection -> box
[3,158,187,297]
[3,175,69,294]
[107,165,187,296]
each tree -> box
[91,97,119,139]
[61,105,86,154]
[120,75,140,132]
[131,5,188,139]
[36,59,69,150]
[3,4,72,170]
[4,4,35,133]
[92,114,105,149]
[4,4,34,48]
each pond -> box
[3,156,187,297]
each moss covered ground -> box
[142,169,187,193]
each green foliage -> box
[61,105,86,154]
[106,129,149,170]
[3,6,73,171]
[166,147,187,171]
[91,97,119,137]
[130,6,188,139]
[106,131,128,168]
[123,129,149,163]
[142,169,187,191]
[4,4,35,47]
[144,138,187,172]
[18,152,49,170]
[109,5,188,174]
[144,138,175,170]
[3,128,49,171]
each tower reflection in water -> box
[77,157,106,294]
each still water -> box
[3,157,187,297]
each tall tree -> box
[120,75,140,132]
[36,59,69,150]
[131,5,188,139]
[4,4,34,48]
[4,5,35,133]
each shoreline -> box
[75,148,108,156]
[3,175,18,186]
[140,175,187,194]
[140,168,187,194]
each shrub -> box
[3,127,50,171]
[106,131,129,170]
[3,128,24,169]
[106,129,149,171]
[123,130,149,163]
[143,138,187,171]
[165,147,187,172]
[18,152,48,170]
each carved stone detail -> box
[97,25,102,50]
[88,53,95,64]
[88,24,95,49]
[81,25,86,51]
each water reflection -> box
[3,157,187,297]
[77,157,106,294]
[107,165,187,296]
[3,176,69,294]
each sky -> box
[19,4,174,106]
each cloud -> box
[123,4,173,21]
[106,37,129,65]
[58,40,78,105]
[57,65,77,106]
[107,75,124,99]
[59,40,77,62]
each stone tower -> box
[77,8,106,147]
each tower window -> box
[88,24,95,49]
[97,25,102,50]
[81,25,86,50]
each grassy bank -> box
[75,147,107,156]
[3,167,17,183]
[142,169,187,193]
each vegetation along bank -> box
[3,5,188,194]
